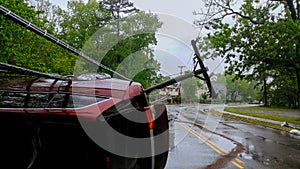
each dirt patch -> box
[201,144,245,169]
[192,122,246,169]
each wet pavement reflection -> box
[165,104,300,169]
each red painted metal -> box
[145,107,154,130]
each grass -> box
[221,113,293,131]
[209,109,293,131]
[226,105,300,112]
[224,107,300,125]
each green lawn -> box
[226,106,300,112]
[224,107,300,125]
[221,113,293,131]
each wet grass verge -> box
[224,107,300,125]
[210,109,293,131]
[225,106,300,112]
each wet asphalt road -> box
[164,104,300,169]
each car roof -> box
[0,76,141,98]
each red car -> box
[0,5,213,169]
[0,73,169,169]
[0,5,171,168]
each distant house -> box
[159,83,181,97]
[158,77,231,103]
[197,81,209,97]
[197,80,227,101]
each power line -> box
[210,57,226,75]
[186,0,214,69]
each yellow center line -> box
[184,125,245,165]
[231,161,244,169]
[235,158,245,164]
[178,122,245,169]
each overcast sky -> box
[48,0,225,76]
[132,0,225,75]
[50,0,203,23]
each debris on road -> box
[290,129,300,136]
[281,121,289,127]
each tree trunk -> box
[296,68,300,109]
[263,77,268,106]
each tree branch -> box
[194,0,266,26]
[286,0,297,20]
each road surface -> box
[165,104,300,169]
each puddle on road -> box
[173,119,246,169]
[219,120,300,169]
[240,136,300,169]
[169,105,300,169]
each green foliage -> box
[269,71,298,107]
[0,0,166,87]
[74,6,163,87]
[57,0,111,49]
[0,0,77,75]
[181,77,200,101]
[215,73,259,102]
[197,0,300,108]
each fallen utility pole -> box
[191,40,216,98]
[145,69,205,94]
[0,5,215,96]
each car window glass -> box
[27,93,51,108]
[0,91,26,108]
[47,93,68,108]
[67,94,107,108]
[47,94,108,108]
[0,91,108,109]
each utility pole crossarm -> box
[191,40,216,98]
[178,66,186,75]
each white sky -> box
[50,0,203,23]
[133,0,203,23]
[48,0,225,76]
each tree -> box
[1,0,165,88]
[78,10,163,87]
[54,0,163,87]
[269,69,298,107]
[0,0,77,75]
[215,74,259,102]
[195,0,300,108]
[57,0,111,49]
[99,0,138,40]
[0,0,37,65]
[181,71,204,102]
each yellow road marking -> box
[178,122,245,169]
[231,160,244,169]
[235,158,245,164]
[185,126,245,165]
